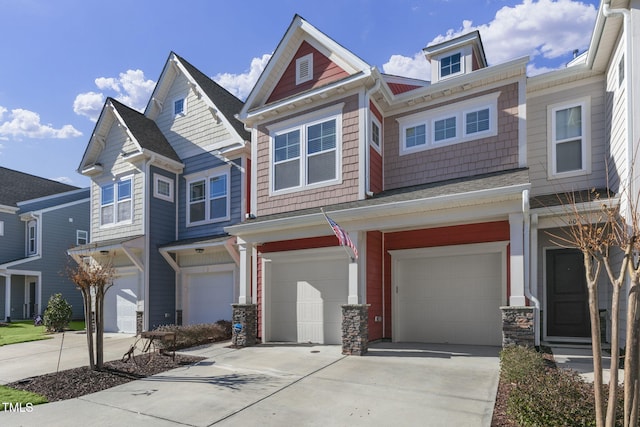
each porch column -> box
[237,238,252,304]
[347,231,359,304]
[509,213,526,306]
[3,274,10,322]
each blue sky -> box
[0,0,600,188]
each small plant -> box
[499,345,546,384]
[43,293,72,332]
[154,320,232,350]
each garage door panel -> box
[395,249,503,346]
[105,274,137,334]
[268,256,347,344]
[186,272,234,325]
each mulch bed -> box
[7,353,205,402]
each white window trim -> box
[397,92,499,156]
[184,165,231,227]
[296,53,313,85]
[76,230,88,246]
[547,96,591,179]
[0,220,4,236]
[370,115,382,154]
[439,51,464,81]
[153,173,174,202]
[100,175,134,228]
[173,96,187,117]
[27,220,37,256]
[267,103,344,196]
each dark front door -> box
[546,248,590,338]
[29,282,36,318]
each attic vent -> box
[296,53,313,85]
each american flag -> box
[323,212,358,260]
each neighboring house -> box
[0,167,89,321]
[227,3,640,352]
[71,53,249,333]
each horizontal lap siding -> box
[367,231,383,340]
[256,95,360,216]
[383,221,510,339]
[267,41,350,104]
[0,212,24,261]
[384,84,520,190]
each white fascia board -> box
[16,187,88,208]
[142,149,184,173]
[243,72,371,125]
[0,204,19,214]
[159,239,228,254]
[386,56,528,106]
[0,255,42,270]
[108,102,145,154]
[226,183,529,240]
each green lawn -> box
[0,385,47,406]
[0,320,85,346]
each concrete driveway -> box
[0,340,500,426]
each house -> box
[0,167,89,322]
[70,53,249,333]
[226,15,530,353]
[227,1,640,353]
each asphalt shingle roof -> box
[109,98,181,163]
[0,167,79,207]
[174,54,250,141]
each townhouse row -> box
[3,2,637,352]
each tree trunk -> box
[95,286,104,370]
[585,254,605,427]
[606,282,621,426]
[624,274,640,427]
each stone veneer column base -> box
[342,304,369,356]
[232,304,257,347]
[501,306,535,347]
[136,311,143,335]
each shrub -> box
[154,320,232,350]
[499,345,546,384]
[43,293,72,332]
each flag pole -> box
[320,208,356,262]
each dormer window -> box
[440,52,462,79]
[296,53,313,85]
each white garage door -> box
[104,273,138,333]
[393,244,504,346]
[267,252,348,344]
[185,272,234,324]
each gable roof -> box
[0,167,79,208]
[239,14,373,120]
[109,98,180,162]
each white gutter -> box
[603,1,633,216]
[522,189,541,346]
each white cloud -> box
[0,107,82,139]
[74,69,155,121]
[383,0,597,79]
[52,176,74,185]
[213,54,272,100]
[382,52,431,80]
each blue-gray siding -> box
[0,212,24,262]
[18,188,90,214]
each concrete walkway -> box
[0,340,500,427]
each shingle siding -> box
[384,84,520,190]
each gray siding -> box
[527,78,607,197]
[0,276,4,319]
[605,38,627,196]
[148,166,178,328]
[177,155,243,240]
[18,189,89,213]
[0,212,24,262]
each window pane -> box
[118,180,131,200]
[406,125,426,148]
[101,185,114,205]
[372,121,380,146]
[210,175,227,199]
[210,198,227,219]
[556,140,582,173]
[441,53,461,77]
[556,106,582,140]
[174,98,184,115]
[434,117,456,141]
[190,181,205,202]
[308,151,336,184]
[157,179,170,197]
[118,200,132,221]
[190,201,205,223]
[274,160,300,191]
[466,109,490,134]
[101,205,114,224]
[308,120,336,154]
[274,131,300,162]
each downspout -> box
[143,154,153,331]
[523,189,541,346]
[364,69,381,197]
[603,1,633,213]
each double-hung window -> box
[27,220,37,255]
[76,230,88,245]
[270,105,342,194]
[186,167,230,226]
[100,177,132,226]
[548,98,590,177]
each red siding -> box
[257,253,263,339]
[382,221,510,339]
[267,41,350,104]
[370,146,383,194]
[370,101,382,122]
[367,231,383,341]
[388,82,423,95]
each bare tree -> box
[67,254,114,370]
